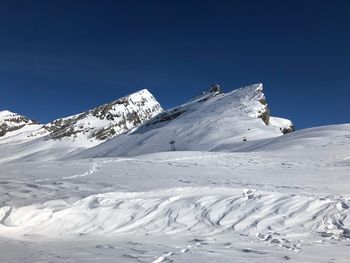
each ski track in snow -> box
[61,160,108,180]
[62,162,99,180]
[35,158,124,182]
[152,252,174,263]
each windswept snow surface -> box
[0,124,350,262]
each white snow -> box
[0,123,349,262]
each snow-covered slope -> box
[77,83,293,158]
[0,123,349,262]
[0,110,38,132]
[0,110,46,146]
[0,110,40,136]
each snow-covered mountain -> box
[1,89,162,145]
[0,110,45,145]
[1,83,292,162]
[76,83,294,158]
[42,89,163,142]
[0,89,163,163]
[2,83,350,263]
[0,110,39,137]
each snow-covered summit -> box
[41,88,163,142]
[0,89,163,163]
[0,110,39,137]
[76,83,294,158]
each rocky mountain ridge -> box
[0,89,163,143]
[0,110,39,137]
[0,84,294,153]
[42,89,163,141]
[75,83,295,158]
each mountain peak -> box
[43,89,163,142]
[0,110,39,137]
[0,110,19,118]
[77,83,294,158]
[114,88,153,102]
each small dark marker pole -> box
[169,140,176,151]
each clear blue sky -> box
[0,0,349,128]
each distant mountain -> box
[0,84,294,163]
[42,89,163,142]
[0,110,40,137]
[76,83,294,158]
[0,89,163,144]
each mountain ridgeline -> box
[43,89,163,141]
[0,110,39,137]
[0,84,294,158]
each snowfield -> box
[0,124,349,262]
[0,84,349,262]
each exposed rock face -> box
[245,84,271,125]
[248,86,294,132]
[209,84,222,93]
[43,89,163,141]
[281,125,295,134]
[0,110,39,137]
